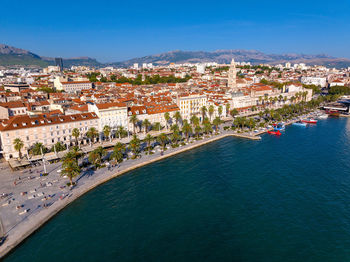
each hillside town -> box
[0,59,349,164]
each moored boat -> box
[273,123,285,131]
[292,121,307,127]
[326,110,340,117]
[267,130,282,135]
[301,118,317,124]
[318,114,328,119]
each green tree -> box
[103,125,111,141]
[203,122,212,134]
[129,134,141,157]
[72,128,80,146]
[142,119,151,134]
[52,142,66,152]
[182,120,193,141]
[116,126,126,139]
[13,138,24,159]
[88,146,106,168]
[144,134,154,154]
[110,142,125,164]
[61,159,80,186]
[174,111,182,126]
[164,112,170,130]
[31,142,47,156]
[218,106,223,119]
[200,106,207,122]
[86,127,98,144]
[194,125,202,138]
[190,115,200,128]
[129,115,139,134]
[225,103,230,117]
[230,109,239,118]
[157,133,169,151]
[213,117,222,132]
[170,131,181,145]
[208,105,214,122]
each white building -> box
[177,93,207,121]
[88,102,128,135]
[301,77,327,87]
[196,64,206,74]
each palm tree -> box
[170,131,181,145]
[225,103,230,117]
[142,119,151,134]
[31,142,47,156]
[258,96,262,105]
[129,115,138,134]
[218,106,223,119]
[174,111,182,126]
[194,125,202,138]
[86,127,98,144]
[213,117,222,132]
[278,95,283,104]
[164,112,170,130]
[200,106,207,122]
[72,128,80,146]
[170,124,179,133]
[203,122,212,134]
[230,109,239,119]
[157,133,168,151]
[110,142,125,164]
[62,146,82,165]
[182,120,193,141]
[208,105,214,122]
[153,122,161,132]
[103,125,111,142]
[88,146,106,168]
[61,159,80,186]
[13,138,24,159]
[129,134,141,157]
[190,115,199,128]
[116,126,126,139]
[144,134,154,154]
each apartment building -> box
[177,93,207,121]
[0,113,99,160]
[88,102,128,134]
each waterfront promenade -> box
[0,110,320,258]
[0,128,261,258]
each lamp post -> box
[41,146,47,174]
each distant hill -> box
[0,44,49,67]
[0,44,101,68]
[112,50,350,68]
[1,44,350,68]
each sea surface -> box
[4,118,350,262]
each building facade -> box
[0,113,99,160]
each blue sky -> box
[1,0,349,62]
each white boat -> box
[318,114,328,119]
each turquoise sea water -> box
[3,118,350,262]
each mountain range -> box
[1,44,350,69]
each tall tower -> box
[55,58,64,72]
[228,58,237,92]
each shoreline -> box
[0,109,322,259]
[0,132,256,259]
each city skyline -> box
[1,0,350,62]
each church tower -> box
[228,58,238,92]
